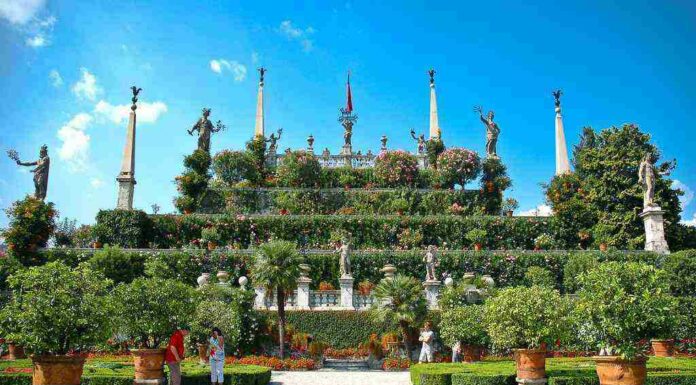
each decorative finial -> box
[130,86,142,111]
[553,89,562,109]
[258,67,266,83]
[428,68,436,85]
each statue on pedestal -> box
[380,135,388,151]
[9,145,50,200]
[423,245,439,281]
[638,152,666,209]
[188,108,225,153]
[410,129,426,154]
[265,128,283,154]
[337,238,352,277]
[343,120,353,148]
[552,89,562,109]
[474,106,500,158]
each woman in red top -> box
[165,329,189,385]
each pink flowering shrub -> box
[374,150,419,187]
[276,150,321,187]
[436,148,481,188]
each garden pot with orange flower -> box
[201,227,222,252]
[465,229,487,252]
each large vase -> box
[514,349,546,381]
[8,343,26,360]
[651,339,674,358]
[461,345,482,363]
[31,355,85,385]
[594,356,647,385]
[131,348,166,383]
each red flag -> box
[346,72,353,113]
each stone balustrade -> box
[266,151,429,169]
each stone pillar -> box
[429,76,440,139]
[116,110,136,210]
[254,286,267,309]
[254,76,265,137]
[296,264,312,310]
[640,206,670,254]
[339,276,355,310]
[423,280,441,309]
[555,105,571,175]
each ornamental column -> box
[254,68,266,137]
[428,69,441,139]
[116,86,140,210]
[553,89,571,175]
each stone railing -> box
[266,151,429,169]
[310,290,340,308]
[353,294,375,309]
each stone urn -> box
[380,264,397,280]
[197,272,211,288]
[238,276,249,290]
[216,271,230,285]
[31,355,86,385]
[481,275,495,288]
[651,339,675,357]
[514,349,547,382]
[462,272,476,285]
[594,356,647,385]
[131,348,167,383]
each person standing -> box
[209,327,225,385]
[451,340,462,363]
[165,328,189,385]
[418,321,435,363]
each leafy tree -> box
[212,150,260,186]
[2,196,56,266]
[87,245,146,284]
[562,253,598,294]
[480,158,512,215]
[436,148,481,188]
[251,240,303,358]
[662,250,696,296]
[523,266,556,289]
[370,275,428,354]
[276,151,322,188]
[53,217,77,247]
[174,149,212,213]
[245,136,268,180]
[440,304,489,347]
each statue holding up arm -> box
[188,108,225,153]
[265,128,283,153]
[474,106,500,158]
[410,128,426,154]
[8,145,50,200]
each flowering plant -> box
[382,357,411,371]
[374,150,419,187]
[436,148,481,188]
[276,150,321,188]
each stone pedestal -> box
[423,280,441,309]
[640,206,670,254]
[134,379,166,385]
[341,144,352,156]
[516,379,547,385]
[339,276,355,310]
[254,286,267,309]
[296,277,311,310]
[116,176,135,210]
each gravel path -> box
[270,370,411,385]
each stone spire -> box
[254,67,266,137]
[553,89,571,175]
[116,86,141,210]
[428,69,440,139]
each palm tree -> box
[371,274,428,356]
[251,240,302,358]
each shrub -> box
[72,224,95,248]
[245,136,268,179]
[440,304,489,347]
[143,251,204,286]
[190,300,242,354]
[465,229,487,247]
[524,266,556,288]
[374,150,419,187]
[213,150,260,186]
[426,137,446,168]
[436,148,482,188]
[663,250,696,296]
[53,217,77,247]
[562,253,598,294]
[480,158,512,216]
[2,196,56,265]
[534,234,555,250]
[113,278,197,348]
[0,262,114,354]
[0,257,22,293]
[576,262,679,359]
[276,151,321,188]
[94,209,153,248]
[198,285,259,354]
[175,150,212,213]
[87,246,146,284]
[484,286,571,350]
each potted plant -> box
[534,234,554,251]
[318,281,335,291]
[114,277,197,384]
[575,262,678,385]
[358,280,375,296]
[91,223,107,248]
[592,224,613,252]
[201,227,222,251]
[390,198,410,216]
[465,229,487,251]
[440,304,489,362]
[502,198,519,217]
[484,286,571,382]
[0,262,113,385]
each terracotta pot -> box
[207,241,217,251]
[514,349,546,381]
[92,241,102,249]
[31,355,85,385]
[506,210,513,217]
[651,339,674,358]
[184,210,192,215]
[197,343,209,364]
[599,243,608,252]
[131,348,166,381]
[461,345,482,363]
[474,243,483,251]
[8,343,26,360]
[594,356,647,385]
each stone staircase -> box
[322,358,370,371]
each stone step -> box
[322,358,370,371]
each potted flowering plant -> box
[465,229,487,251]
[576,262,678,385]
[0,262,114,385]
[592,223,613,252]
[440,304,489,362]
[358,280,375,295]
[484,286,571,382]
[501,198,519,217]
[201,227,222,251]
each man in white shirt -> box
[418,321,435,363]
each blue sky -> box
[1,0,695,228]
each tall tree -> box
[251,240,302,358]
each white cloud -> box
[49,69,62,87]
[519,204,553,217]
[94,100,168,124]
[209,59,247,82]
[72,68,102,101]
[251,51,259,65]
[57,113,92,172]
[279,20,315,52]
[672,180,694,209]
[0,0,45,25]
[90,178,104,189]
[25,34,46,47]
[683,213,696,227]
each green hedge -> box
[204,188,485,216]
[451,375,515,385]
[94,209,153,248]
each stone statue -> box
[423,245,439,281]
[638,152,659,209]
[188,108,225,153]
[9,145,50,200]
[428,69,436,85]
[265,128,283,153]
[343,119,353,148]
[130,86,142,111]
[552,89,562,108]
[410,128,426,154]
[474,106,500,158]
[258,67,266,83]
[380,135,388,151]
[337,238,352,277]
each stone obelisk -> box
[428,69,440,139]
[553,90,571,175]
[116,86,140,210]
[254,67,266,137]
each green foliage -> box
[440,304,489,346]
[213,150,261,186]
[143,250,204,286]
[545,173,595,249]
[523,266,556,288]
[371,275,428,352]
[426,137,445,169]
[53,217,77,247]
[534,234,555,250]
[94,209,153,248]
[480,158,512,215]
[562,253,598,294]
[662,249,696,296]
[198,285,259,353]
[374,150,420,187]
[276,151,322,188]
[113,277,197,348]
[0,257,22,292]
[436,148,482,188]
[190,299,242,353]
[484,286,571,350]
[87,246,146,284]
[0,262,114,355]
[501,198,519,214]
[201,226,223,246]
[2,196,56,265]
[245,136,268,180]
[575,262,678,359]
[465,229,487,246]
[175,149,213,213]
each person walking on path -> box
[165,328,189,385]
[209,327,225,385]
[418,321,435,363]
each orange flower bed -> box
[226,355,316,371]
[324,347,369,359]
[382,357,411,371]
